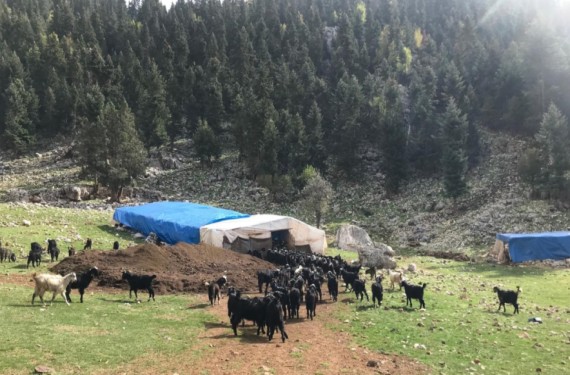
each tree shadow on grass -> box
[97,296,141,304]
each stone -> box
[336,224,374,251]
[366,360,379,368]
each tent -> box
[113,201,249,245]
[495,232,570,263]
[200,214,327,254]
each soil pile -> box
[50,243,275,294]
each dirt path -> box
[182,295,427,375]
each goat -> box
[47,239,60,262]
[257,269,278,295]
[230,296,266,336]
[68,247,76,257]
[305,284,317,320]
[206,281,220,305]
[388,270,404,290]
[113,241,120,250]
[32,272,77,305]
[83,238,92,250]
[401,280,427,309]
[327,271,338,301]
[265,293,289,343]
[371,275,384,307]
[65,267,99,303]
[216,275,227,293]
[27,242,43,268]
[493,286,521,314]
[0,246,16,262]
[364,266,377,280]
[289,287,301,319]
[340,269,358,292]
[353,279,369,302]
[121,271,157,302]
[227,287,241,318]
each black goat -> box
[83,238,92,250]
[206,281,220,305]
[305,284,317,320]
[27,242,43,268]
[227,287,241,318]
[121,271,157,301]
[47,239,60,262]
[340,269,358,292]
[68,247,76,257]
[265,293,289,343]
[230,297,266,336]
[257,269,278,294]
[66,267,100,303]
[493,286,521,314]
[371,276,384,307]
[353,279,369,302]
[289,287,301,318]
[401,280,427,309]
[0,246,16,262]
[113,241,120,250]
[216,275,227,292]
[326,271,338,301]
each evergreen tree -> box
[138,61,170,148]
[441,98,469,200]
[79,101,147,201]
[535,104,570,197]
[193,118,221,165]
[259,118,279,178]
[305,101,326,171]
[2,78,38,153]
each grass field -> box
[0,286,213,374]
[334,255,570,374]
[2,205,570,374]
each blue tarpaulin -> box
[496,232,570,262]
[113,202,249,245]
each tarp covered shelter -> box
[113,202,249,245]
[200,214,327,254]
[495,232,570,263]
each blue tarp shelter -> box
[113,202,249,245]
[496,232,570,262]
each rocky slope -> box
[1,130,569,255]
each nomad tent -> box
[495,232,570,263]
[113,201,249,245]
[200,214,327,254]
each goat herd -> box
[207,248,523,343]
[2,240,523,345]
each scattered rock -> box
[366,360,379,368]
[34,365,54,374]
[22,219,31,226]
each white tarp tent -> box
[199,214,327,254]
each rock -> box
[407,263,417,273]
[434,201,445,211]
[366,360,379,368]
[336,224,375,251]
[22,219,31,226]
[34,365,54,374]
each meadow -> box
[1,204,569,374]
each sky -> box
[159,0,176,9]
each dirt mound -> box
[50,243,275,294]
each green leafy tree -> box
[518,148,542,197]
[193,118,221,165]
[441,98,468,200]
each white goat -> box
[32,272,77,306]
[388,270,404,290]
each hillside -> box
[2,129,569,256]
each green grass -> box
[0,285,214,374]
[0,203,141,274]
[336,255,570,374]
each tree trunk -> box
[316,210,322,229]
[116,186,123,203]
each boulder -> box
[336,224,374,251]
[356,245,397,269]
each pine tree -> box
[79,101,147,201]
[259,118,279,178]
[441,98,469,200]
[2,78,38,153]
[138,61,170,148]
[193,118,221,165]
[305,101,326,171]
